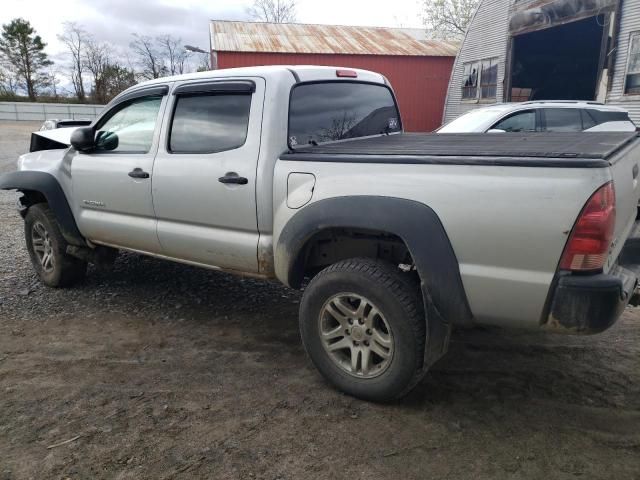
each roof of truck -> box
[283,132,639,167]
[131,65,385,89]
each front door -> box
[152,78,264,273]
[71,88,168,253]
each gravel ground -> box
[0,120,639,480]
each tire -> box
[24,203,87,288]
[299,258,425,402]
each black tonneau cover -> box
[282,132,639,168]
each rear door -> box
[152,78,264,273]
[540,108,583,132]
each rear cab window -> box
[288,81,401,148]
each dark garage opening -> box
[510,15,605,101]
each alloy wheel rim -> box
[31,221,55,273]
[318,293,394,379]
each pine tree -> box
[0,18,52,100]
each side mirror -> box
[70,126,96,152]
[487,129,506,133]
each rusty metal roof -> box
[210,21,459,57]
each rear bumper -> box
[545,222,640,334]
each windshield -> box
[438,107,510,133]
[288,82,401,147]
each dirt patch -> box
[0,121,639,479]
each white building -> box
[443,0,640,124]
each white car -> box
[439,101,638,133]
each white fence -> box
[0,102,104,122]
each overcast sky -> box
[3,0,424,65]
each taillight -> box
[559,182,616,272]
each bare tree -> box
[130,34,166,80]
[84,38,110,103]
[58,22,87,101]
[422,0,479,40]
[157,34,190,75]
[247,0,297,23]
[0,63,19,96]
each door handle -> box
[218,172,248,185]
[128,168,150,179]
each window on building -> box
[625,32,640,95]
[169,93,252,154]
[462,62,479,100]
[480,59,498,100]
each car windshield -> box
[288,82,401,147]
[439,108,510,133]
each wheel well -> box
[18,190,47,215]
[294,228,414,285]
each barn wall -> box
[442,0,511,124]
[217,52,455,132]
[606,2,640,124]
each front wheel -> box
[299,258,425,402]
[24,203,87,288]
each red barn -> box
[210,21,458,132]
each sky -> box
[2,0,425,68]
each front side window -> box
[169,93,252,154]
[480,59,498,100]
[288,82,401,147]
[462,62,479,100]
[95,96,163,153]
[492,110,536,132]
[543,108,583,132]
[625,32,640,95]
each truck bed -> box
[282,132,639,168]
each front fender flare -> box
[0,171,86,246]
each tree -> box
[84,38,110,103]
[0,64,19,97]
[58,22,87,101]
[103,63,136,101]
[247,0,297,23]
[157,34,190,76]
[130,34,166,80]
[0,18,52,100]
[422,0,479,40]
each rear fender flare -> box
[275,196,473,365]
[0,171,86,246]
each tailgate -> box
[608,138,640,270]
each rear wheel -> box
[25,203,87,287]
[299,258,425,402]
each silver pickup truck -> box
[2,66,640,402]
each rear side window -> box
[543,108,582,132]
[169,94,251,154]
[288,82,401,147]
[492,110,536,132]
